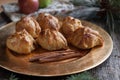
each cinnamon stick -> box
[29,50,74,62]
[29,50,89,63]
[38,52,83,63]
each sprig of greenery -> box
[8,72,97,80]
[70,0,120,32]
[9,74,19,80]
[101,0,120,32]
[66,71,98,80]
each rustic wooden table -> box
[0,1,120,80]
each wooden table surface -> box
[0,1,120,80]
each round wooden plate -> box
[0,20,113,76]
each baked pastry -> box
[68,27,103,49]
[6,30,35,54]
[16,16,41,38]
[37,13,60,30]
[61,16,84,38]
[37,29,68,50]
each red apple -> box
[18,0,39,14]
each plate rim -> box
[0,21,113,77]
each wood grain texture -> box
[89,20,120,80]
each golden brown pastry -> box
[37,29,68,50]
[6,30,35,54]
[37,13,60,30]
[68,27,103,49]
[16,16,41,38]
[61,16,84,38]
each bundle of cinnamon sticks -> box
[29,49,90,63]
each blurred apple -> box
[18,0,39,14]
[39,0,52,8]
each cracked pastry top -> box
[6,30,36,54]
[16,16,41,38]
[37,13,60,31]
[37,29,68,51]
[68,27,104,49]
[61,16,84,38]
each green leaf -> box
[109,0,120,7]
[66,72,98,80]
[9,74,19,80]
[106,11,115,32]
